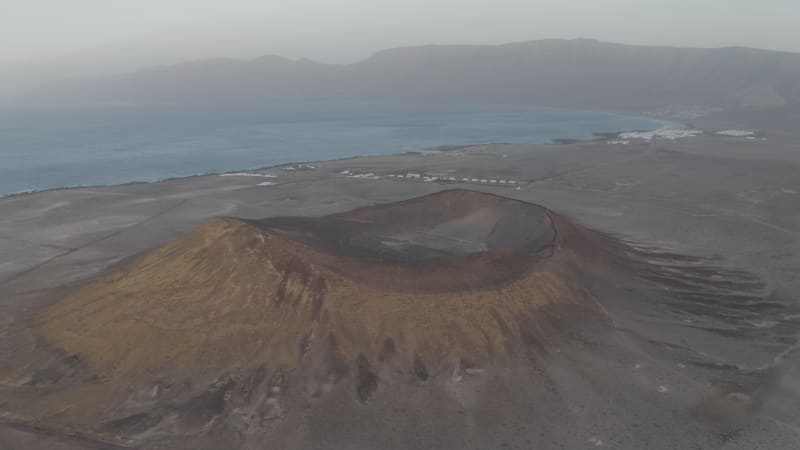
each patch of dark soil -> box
[378,337,396,363]
[100,412,163,436]
[323,334,350,381]
[177,377,235,428]
[298,332,312,358]
[24,352,89,388]
[413,356,429,382]
[355,354,378,403]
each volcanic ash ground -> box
[1,190,798,449]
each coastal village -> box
[340,169,523,188]
[217,128,763,192]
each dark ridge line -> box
[326,188,553,219]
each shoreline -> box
[0,120,688,201]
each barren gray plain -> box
[1,127,800,449]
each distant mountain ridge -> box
[34,39,800,112]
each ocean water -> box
[0,102,675,197]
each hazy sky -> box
[4,0,800,65]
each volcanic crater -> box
[1,190,797,449]
[38,190,586,381]
[250,189,559,290]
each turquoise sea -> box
[0,102,675,197]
